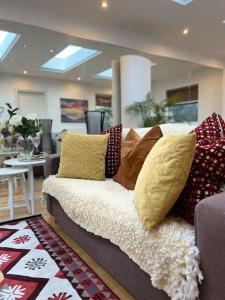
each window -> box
[0,30,20,61]
[96,68,112,80]
[166,85,198,124]
[41,45,102,73]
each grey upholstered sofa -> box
[45,154,225,300]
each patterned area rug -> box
[0,215,119,300]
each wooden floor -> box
[0,178,135,300]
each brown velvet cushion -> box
[113,125,163,190]
[121,129,140,159]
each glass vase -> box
[16,136,33,161]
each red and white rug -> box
[0,215,119,300]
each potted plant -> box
[126,92,168,127]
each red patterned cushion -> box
[177,138,225,223]
[176,113,225,224]
[191,112,225,141]
[103,124,122,178]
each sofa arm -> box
[45,154,60,177]
[195,192,225,300]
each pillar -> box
[112,60,121,125]
[120,55,152,127]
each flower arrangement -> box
[0,103,41,138]
[9,112,41,139]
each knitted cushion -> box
[176,113,225,224]
[103,124,122,178]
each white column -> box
[120,55,152,127]
[112,60,121,125]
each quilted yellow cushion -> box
[57,132,109,180]
[134,134,196,229]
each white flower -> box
[8,125,14,133]
[27,113,37,120]
[9,115,22,127]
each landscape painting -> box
[60,98,88,123]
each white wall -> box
[151,67,223,122]
[0,73,111,133]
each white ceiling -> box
[0,20,207,85]
[1,0,225,65]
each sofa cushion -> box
[191,112,225,141]
[103,124,122,178]
[114,125,163,190]
[57,132,109,180]
[135,134,196,229]
[176,113,225,224]
[176,138,225,223]
[120,128,140,159]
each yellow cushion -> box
[134,134,196,229]
[57,132,109,180]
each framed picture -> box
[60,98,88,123]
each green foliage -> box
[14,117,41,139]
[126,92,168,127]
[5,103,19,119]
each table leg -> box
[28,166,35,215]
[20,174,30,213]
[8,176,14,220]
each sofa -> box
[43,125,225,300]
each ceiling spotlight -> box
[77,77,81,81]
[49,49,54,53]
[23,70,28,74]
[101,0,108,8]
[23,44,27,48]
[182,28,189,35]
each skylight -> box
[96,68,112,79]
[41,44,102,73]
[0,30,20,61]
[55,45,81,59]
[172,0,193,5]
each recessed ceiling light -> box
[182,27,190,35]
[172,0,194,5]
[23,44,27,48]
[77,77,81,81]
[0,30,20,62]
[101,0,108,8]
[49,49,54,53]
[23,70,28,74]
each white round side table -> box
[0,168,29,220]
[4,159,46,215]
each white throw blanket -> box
[42,176,203,300]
